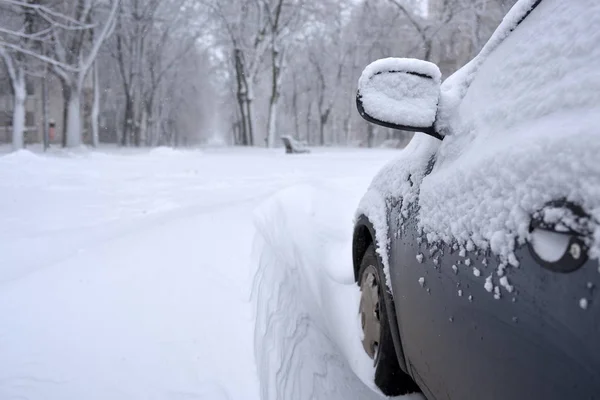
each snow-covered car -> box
[352,0,600,399]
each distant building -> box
[0,71,65,145]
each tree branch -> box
[0,40,78,72]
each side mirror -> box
[357,58,442,140]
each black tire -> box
[359,244,420,396]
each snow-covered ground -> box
[0,146,420,400]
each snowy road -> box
[0,147,421,400]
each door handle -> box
[527,201,591,273]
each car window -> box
[436,0,600,164]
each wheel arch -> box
[352,215,376,283]
[352,214,411,375]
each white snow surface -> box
[484,275,493,292]
[0,146,423,400]
[358,58,441,128]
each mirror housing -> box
[357,58,442,140]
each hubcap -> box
[359,265,381,360]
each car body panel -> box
[353,0,600,398]
[388,205,600,399]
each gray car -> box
[352,0,600,399]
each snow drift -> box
[252,183,424,400]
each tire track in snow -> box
[0,190,269,286]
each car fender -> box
[353,215,410,374]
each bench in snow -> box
[281,135,310,154]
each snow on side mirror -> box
[357,58,442,140]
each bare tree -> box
[0,0,515,149]
[0,0,54,149]
[110,0,160,146]
[262,0,307,148]
[48,0,119,147]
[205,0,280,146]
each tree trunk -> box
[266,49,282,148]
[305,101,312,144]
[133,105,142,147]
[42,73,49,151]
[343,106,352,145]
[234,48,249,146]
[61,85,71,147]
[244,99,254,146]
[367,123,375,148]
[266,100,278,148]
[291,75,300,140]
[319,118,325,146]
[145,103,155,147]
[246,83,255,146]
[91,62,100,147]
[424,39,433,62]
[65,88,82,148]
[237,100,248,146]
[122,95,133,146]
[139,105,147,147]
[319,110,330,146]
[12,74,26,150]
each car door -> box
[388,0,600,399]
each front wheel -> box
[358,244,420,396]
